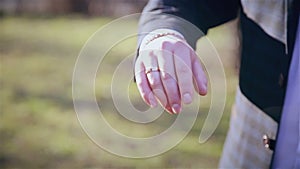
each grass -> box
[0,16,239,168]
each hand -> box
[134,32,207,114]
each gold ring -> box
[145,67,160,74]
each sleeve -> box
[138,0,240,49]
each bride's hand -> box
[135,31,207,114]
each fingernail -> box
[183,93,192,104]
[172,104,181,114]
[203,82,207,91]
[201,83,208,95]
[149,93,157,107]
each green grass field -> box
[0,16,239,168]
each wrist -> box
[140,29,186,49]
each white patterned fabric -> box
[219,87,278,168]
[241,0,289,45]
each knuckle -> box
[178,66,190,74]
[149,50,156,58]
[138,47,150,55]
[141,92,148,99]
[149,77,161,88]
[168,92,180,103]
[169,89,179,98]
[175,40,185,47]
[179,82,193,92]
[161,72,175,82]
[161,41,172,49]
[174,41,190,53]
[140,50,154,59]
[136,80,144,88]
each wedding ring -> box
[145,67,160,74]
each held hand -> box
[135,33,207,114]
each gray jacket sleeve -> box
[138,0,240,49]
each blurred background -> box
[0,0,240,168]
[0,0,147,17]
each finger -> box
[143,51,173,113]
[191,51,208,96]
[173,41,194,104]
[134,59,158,107]
[157,43,181,114]
[148,71,174,114]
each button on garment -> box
[263,134,276,150]
[273,16,300,169]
